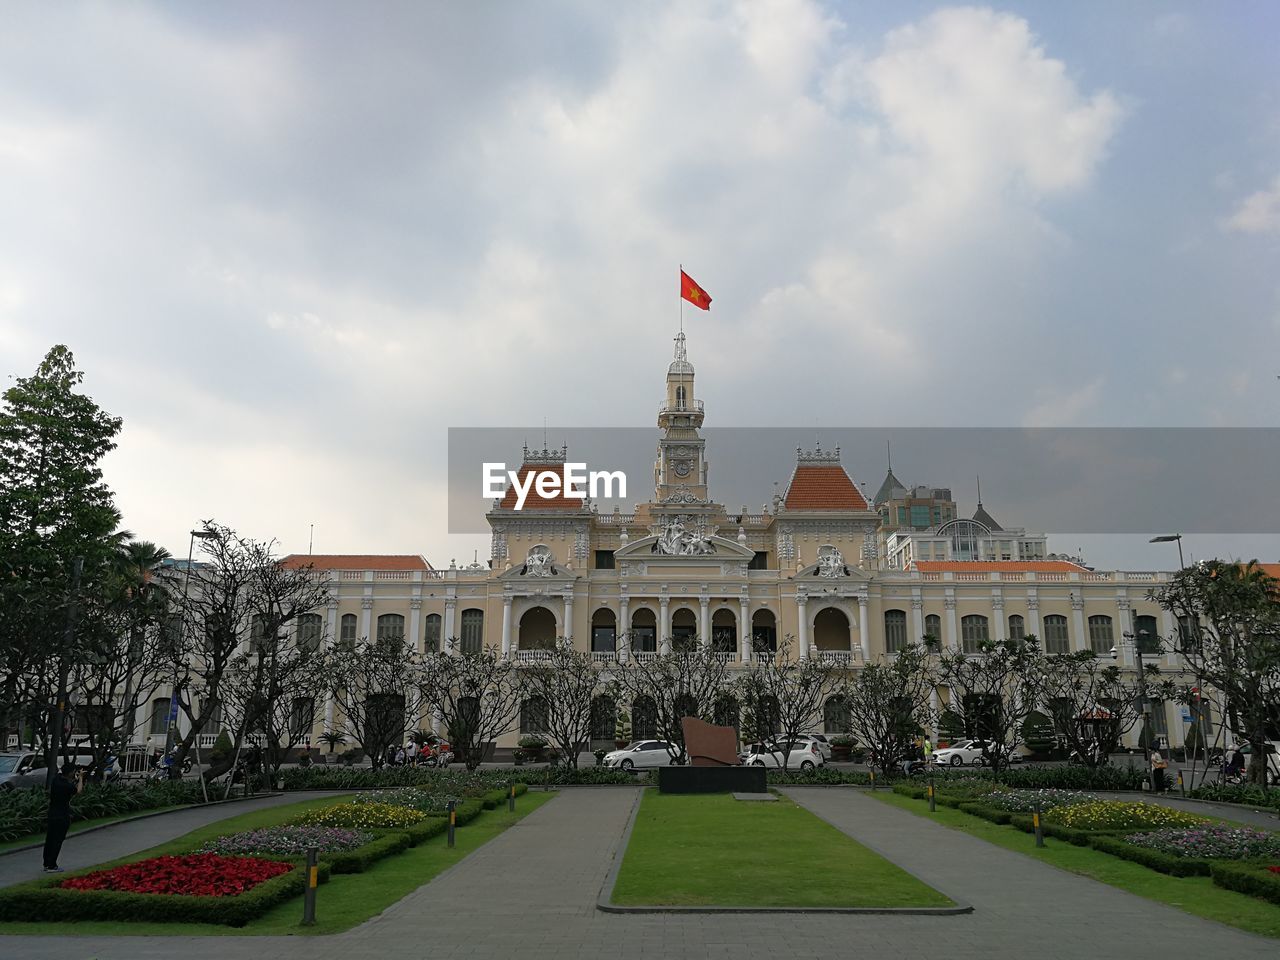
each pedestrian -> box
[923,736,934,769]
[44,762,84,872]
[1150,749,1169,793]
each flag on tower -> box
[680,269,712,310]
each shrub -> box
[1211,861,1280,906]
[934,778,998,800]
[1088,835,1211,877]
[767,768,871,786]
[1043,801,1210,833]
[957,802,1013,825]
[1186,783,1280,811]
[404,817,448,846]
[1124,825,1280,861]
[1009,813,1092,846]
[0,780,208,844]
[200,825,373,856]
[518,767,648,786]
[321,831,411,874]
[292,801,425,830]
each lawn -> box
[610,791,952,908]
[873,791,1280,939]
[0,790,554,936]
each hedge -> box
[1008,813,1095,846]
[1210,862,1280,906]
[0,781,209,844]
[0,859,330,927]
[957,802,1013,825]
[322,831,412,874]
[1186,783,1280,811]
[1086,835,1212,877]
[404,817,448,846]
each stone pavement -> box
[1,785,1276,959]
[0,792,342,889]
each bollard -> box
[508,781,516,813]
[927,778,936,812]
[1033,802,1045,848]
[1178,770,1185,797]
[447,799,456,848]
[869,770,876,791]
[302,847,318,925]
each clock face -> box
[672,458,693,478]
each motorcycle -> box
[148,750,193,779]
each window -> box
[423,613,442,653]
[1087,615,1113,655]
[289,697,314,742]
[591,625,616,653]
[675,385,686,408]
[376,613,405,646]
[960,615,989,654]
[297,613,322,653]
[340,613,357,649]
[250,614,271,655]
[1043,615,1069,654]
[1177,615,1200,653]
[884,610,907,653]
[632,696,658,740]
[749,551,769,570]
[924,613,941,643]
[910,505,931,528]
[460,609,484,654]
[1148,699,1168,740]
[594,550,615,570]
[520,696,548,734]
[823,696,850,734]
[149,697,171,736]
[1008,614,1025,642]
[1134,615,1160,655]
[590,696,616,741]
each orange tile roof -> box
[1259,563,1280,580]
[783,465,868,510]
[911,560,1088,573]
[496,464,584,510]
[282,554,432,571]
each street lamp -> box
[1150,534,1185,570]
[164,527,218,761]
[1110,628,1157,761]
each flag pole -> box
[678,263,683,335]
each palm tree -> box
[111,540,172,756]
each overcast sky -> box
[2,2,1277,570]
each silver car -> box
[0,751,49,790]
[603,740,682,770]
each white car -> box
[603,740,682,771]
[932,739,987,766]
[795,734,832,762]
[740,740,825,771]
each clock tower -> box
[655,332,710,504]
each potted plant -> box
[512,748,525,766]
[319,730,347,755]
[614,710,631,750]
[830,735,854,762]
[518,734,547,762]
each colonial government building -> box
[175,330,1188,757]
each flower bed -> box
[1124,825,1280,861]
[201,825,373,856]
[1043,800,1210,833]
[292,800,426,830]
[980,789,1100,813]
[352,787,454,814]
[60,853,290,897]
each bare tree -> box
[611,634,729,763]
[516,639,603,769]
[330,633,425,770]
[735,638,839,772]
[419,647,521,771]
[1041,651,1165,767]
[840,641,936,777]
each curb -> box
[595,788,973,916]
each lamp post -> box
[1149,534,1185,570]
[1111,627,1156,763]
[164,528,217,763]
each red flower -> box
[1268,865,1280,875]
[60,854,292,897]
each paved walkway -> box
[0,792,341,889]
[1,786,1276,959]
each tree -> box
[839,641,936,777]
[418,647,521,771]
[934,635,1045,777]
[330,633,425,770]
[736,638,840,772]
[611,633,730,763]
[516,639,603,769]
[1040,651,1166,767]
[1154,561,1280,786]
[0,345,123,774]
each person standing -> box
[44,762,84,872]
[1150,749,1169,793]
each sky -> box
[1,2,1277,570]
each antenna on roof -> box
[543,417,548,449]
[308,524,314,555]
[976,475,982,505]
[887,439,892,472]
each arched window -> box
[289,697,315,742]
[1087,615,1113,655]
[297,613,323,653]
[883,609,907,653]
[630,609,657,653]
[376,613,405,646]
[591,609,617,653]
[590,695,616,742]
[340,613,358,650]
[1008,614,1025,642]
[1134,614,1160,655]
[460,609,484,654]
[1043,614,1070,654]
[520,696,548,734]
[823,696,850,734]
[960,615,989,654]
[518,606,556,651]
[812,607,850,652]
[632,696,658,740]
[675,385,686,409]
[924,613,942,643]
[423,613,442,653]
[751,609,777,654]
[711,608,737,654]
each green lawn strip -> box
[0,791,554,936]
[611,791,951,908]
[872,791,1280,939]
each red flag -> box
[680,269,712,310]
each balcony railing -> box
[512,650,554,663]
[659,399,704,415]
[591,651,617,663]
[816,649,864,666]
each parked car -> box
[603,740,682,771]
[739,740,824,771]
[0,747,96,790]
[932,739,985,766]
[796,734,832,762]
[1228,741,1280,784]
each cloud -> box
[1224,174,1280,234]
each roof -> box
[911,560,1089,574]
[873,467,908,506]
[496,463,584,510]
[783,464,869,511]
[281,554,432,571]
[972,502,1003,531]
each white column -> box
[324,601,337,732]
[857,594,870,662]
[443,598,456,654]
[618,595,630,663]
[659,597,671,655]
[699,596,710,649]
[563,592,574,642]
[1117,597,1134,666]
[1161,607,1177,668]
[360,597,373,644]
[930,688,940,741]
[992,594,1005,643]
[944,595,958,653]
[1071,596,1087,653]
[501,596,513,657]
[739,598,750,663]
[408,598,422,654]
[1027,593,1041,649]
[911,595,924,645]
[797,596,809,660]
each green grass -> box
[611,791,951,908]
[0,790,554,936]
[873,791,1280,939]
